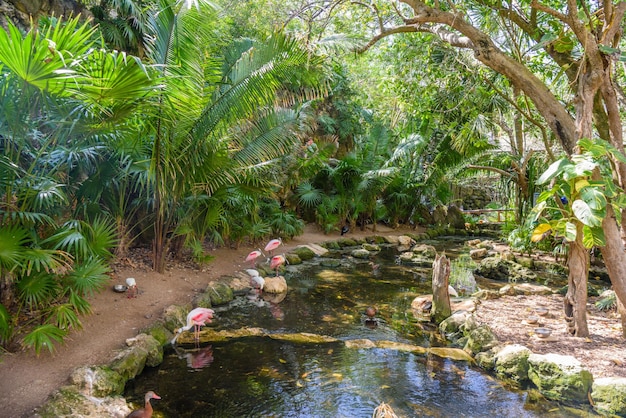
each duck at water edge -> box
[127,391,161,418]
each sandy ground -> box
[0,223,624,418]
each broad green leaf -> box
[531,223,552,242]
[564,221,577,242]
[21,324,66,355]
[536,190,555,204]
[537,158,570,185]
[582,225,605,248]
[579,187,607,211]
[571,199,603,227]
[529,201,547,222]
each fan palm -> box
[141,0,325,271]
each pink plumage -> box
[270,254,286,276]
[171,307,214,344]
[264,238,282,255]
[245,249,264,266]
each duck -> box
[127,391,161,418]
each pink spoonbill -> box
[245,249,264,267]
[264,238,283,256]
[171,307,215,345]
[127,391,161,418]
[270,254,287,276]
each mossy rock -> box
[351,248,371,259]
[321,241,340,250]
[362,243,381,252]
[206,282,234,305]
[320,258,342,267]
[35,386,131,417]
[109,334,163,380]
[162,304,194,332]
[463,325,498,355]
[194,292,213,309]
[528,353,593,403]
[291,246,315,260]
[140,322,172,346]
[337,237,358,247]
[70,365,126,397]
[366,235,387,244]
[494,344,532,387]
[592,377,626,416]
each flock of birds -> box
[129,236,388,418]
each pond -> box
[125,237,590,417]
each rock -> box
[320,258,342,267]
[337,237,358,247]
[109,334,163,382]
[350,248,371,259]
[410,244,437,258]
[527,353,593,403]
[498,283,553,296]
[591,377,626,416]
[263,275,287,293]
[34,386,131,418]
[469,248,488,259]
[206,282,234,305]
[284,252,302,265]
[70,365,126,397]
[475,256,537,282]
[362,243,381,252]
[291,246,316,260]
[439,311,472,339]
[494,344,532,386]
[445,205,467,229]
[162,304,193,333]
[463,325,498,355]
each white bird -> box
[126,277,138,298]
[246,269,260,277]
[250,275,265,294]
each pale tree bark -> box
[359,0,626,337]
[564,223,589,337]
[431,253,451,324]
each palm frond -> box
[21,324,67,355]
[62,257,110,297]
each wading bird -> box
[270,254,286,276]
[246,269,265,294]
[127,391,161,418]
[245,249,264,267]
[264,238,283,255]
[171,307,215,345]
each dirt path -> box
[0,224,401,418]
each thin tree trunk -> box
[431,253,451,324]
[564,226,589,337]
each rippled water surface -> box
[125,238,591,417]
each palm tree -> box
[141,0,325,271]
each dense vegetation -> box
[0,0,625,353]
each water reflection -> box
[125,241,591,417]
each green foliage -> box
[595,292,616,311]
[449,254,477,295]
[531,139,626,249]
[21,324,67,356]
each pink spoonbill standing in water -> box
[264,238,283,256]
[245,249,264,267]
[270,254,286,276]
[171,307,214,344]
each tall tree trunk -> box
[431,253,451,324]
[599,205,626,337]
[564,225,589,337]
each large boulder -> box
[109,334,164,382]
[263,275,288,294]
[291,245,318,260]
[351,248,371,259]
[205,282,234,306]
[475,256,537,282]
[34,386,130,418]
[527,353,593,403]
[69,365,126,397]
[591,377,626,416]
[494,344,532,387]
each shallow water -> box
[125,239,591,417]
